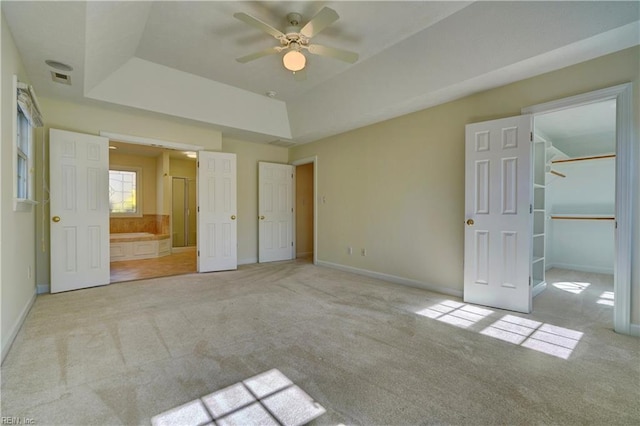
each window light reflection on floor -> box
[415,300,494,329]
[552,281,591,294]
[415,302,584,360]
[597,291,615,306]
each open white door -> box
[464,115,533,313]
[258,162,294,263]
[50,129,110,293]
[197,151,237,272]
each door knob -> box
[466,219,474,226]
[52,216,61,223]
[259,215,265,220]
[231,215,236,220]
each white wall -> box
[1,12,37,362]
[546,158,616,274]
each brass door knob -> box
[231,215,236,220]
[466,219,474,226]
[52,216,61,223]
[259,215,265,220]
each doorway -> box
[531,99,617,325]
[295,162,314,260]
[172,177,197,249]
[292,156,318,265]
[522,83,633,334]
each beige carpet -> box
[1,261,638,425]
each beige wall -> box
[1,12,37,360]
[169,158,196,178]
[296,163,314,257]
[109,152,158,215]
[222,137,288,263]
[290,46,640,325]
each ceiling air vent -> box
[51,71,71,85]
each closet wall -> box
[545,156,615,274]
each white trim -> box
[545,262,614,276]
[291,156,318,265]
[522,83,634,335]
[630,323,640,338]
[317,260,463,298]
[99,131,204,152]
[1,290,36,364]
[37,283,50,294]
[532,282,547,298]
[238,257,257,265]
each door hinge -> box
[530,204,533,214]
[197,206,200,212]
[291,207,293,212]
[291,173,294,178]
[530,132,533,142]
[291,242,293,247]
[529,276,532,287]
[197,161,200,168]
[197,250,200,257]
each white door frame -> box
[522,83,634,335]
[291,156,318,265]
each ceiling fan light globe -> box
[283,51,306,72]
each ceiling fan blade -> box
[293,69,307,81]
[233,12,285,39]
[236,47,280,63]
[308,44,358,63]
[300,7,339,39]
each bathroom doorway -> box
[172,177,197,248]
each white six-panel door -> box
[464,115,533,313]
[50,129,110,293]
[258,162,294,263]
[197,151,237,272]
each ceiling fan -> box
[234,7,358,79]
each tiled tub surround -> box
[110,214,169,234]
[110,215,170,261]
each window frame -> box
[13,75,37,212]
[109,165,143,217]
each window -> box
[109,167,142,216]
[14,76,42,211]
[16,108,30,199]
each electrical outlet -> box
[361,248,366,256]
[347,247,352,255]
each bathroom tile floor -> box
[110,246,197,283]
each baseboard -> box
[629,323,640,337]
[171,246,196,253]
[316,260,463,298]
[37,283,50,294]
[238,257,257,265]
[545,262,613,275]
[1,290,37,364]
[296,251,312,258]
[532,281,547,297]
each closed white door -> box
[50,129,110,293]
[197,151,237,272]
[258,162,294,263]
[464,115,533,313]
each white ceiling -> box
[3,1,639,145]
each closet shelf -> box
[550,214,614,220]
[533,233,544,238]
[533,257,544,264]
[534,183,545,189]
[551,154,615,164]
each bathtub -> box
[110,232,170,261]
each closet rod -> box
[550,170,566,178]
[551,154,615,164]
[550,216,615,221]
